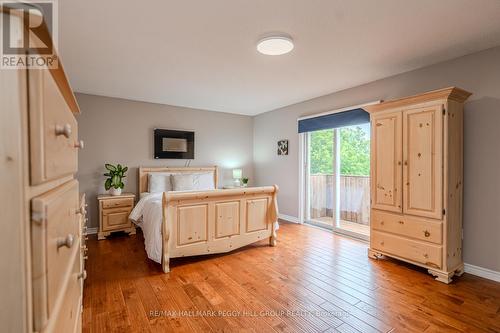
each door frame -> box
[298,100,381,241]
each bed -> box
[129,166,279,273]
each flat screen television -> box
[154,129,194,159]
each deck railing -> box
[310,174,370,225]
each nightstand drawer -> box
[102,207,132,231]
[102,197,134,209]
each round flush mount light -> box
[257,35,294,55]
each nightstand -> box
[97,193,136,240]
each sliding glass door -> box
[305,124,371,240]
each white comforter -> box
[129,193,163,263]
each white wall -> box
[76,94,254,229]
[253,46,500,272]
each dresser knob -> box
[423,254,429,259]
[55,123,72,138]
[57,234,74,249]
[76,207,85,215]
[424,230,430,237]
[78,270,87,280]
[380,241,384,246]
[398,220,404,225]
[74,140,84,149]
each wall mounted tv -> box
[154,129,194,159]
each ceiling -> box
[59,0,500,116]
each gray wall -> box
[76,94,254,229]
[253,46,500,272]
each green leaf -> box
[104,179,112,190]
[120,182,125,189]
[105,163,116,172]
[117,164,122,171]
[103,173,111,177]
[112,175,120,185]
[122,166,128,173]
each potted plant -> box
[241,177,249,187]
[104,163,128,196]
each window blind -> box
[297,108,369,133]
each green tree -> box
[339,126,370,176]
[310,129,333,174]
[309,126,370,176]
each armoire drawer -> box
[28,69,80,185]
[371,230,442,269]
[31,180,80,330]
[371,210,442,244]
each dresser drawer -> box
[371,230,442,269]
[102,197,134,209]
[31,180,80,330]
[29,69,80,185]
[52,251,83,333]
[371,210,442,244]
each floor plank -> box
[83,222,500,333]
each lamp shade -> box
[232,169,242,179]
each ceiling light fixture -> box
[257,35,294,55]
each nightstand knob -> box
[424,230,430,237]
[55,123,72,138]
[57,234,74,249]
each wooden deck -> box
[83,222,500,332]
[313,217,370,237]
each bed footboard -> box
[161,185,279,273]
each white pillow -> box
[171,174,194,191]
[148,173,173,193]
[193,172,215,190]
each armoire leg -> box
[368,248,383,259]
[428,269,453,284]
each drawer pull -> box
[380,241,384,246]
[55,123,72,138]
[424,230,430,237]
[74,140,85,149]
[78,270,87,280]
[76,207,85,215]
[423,254,429,259]
[398,220,404,225]
[380,221,385,225]
[57,234,74,249]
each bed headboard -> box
[138,166,219,194]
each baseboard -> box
[464,263,500,282]
[278,214,300,224]
[86,227,98,235]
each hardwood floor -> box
[83,222,500,333]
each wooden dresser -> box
[366,87,471,283]
[0,7,85,332]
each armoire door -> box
[403,104,443,219]
[371,111,402,213]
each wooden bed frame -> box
[138,166,279,273]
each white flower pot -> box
[109,187,122,196]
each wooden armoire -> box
[365,87,471,283]
[1,6,86,332]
